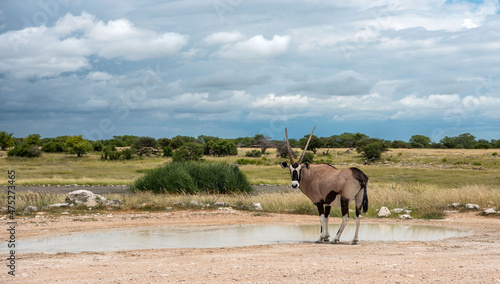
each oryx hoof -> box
[331,239,339,244]
[351,240,359,245]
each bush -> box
[8,143,41,157]
[131,161,253,194]
[41,141,65,153]
[208,139,238,156]
[65,135,93,157]
[245,150,262,157]
[361,142,386,160]
[121,148,133,160]
[303,152,314,163]
[163,146,173,157]
[172,143,204,162]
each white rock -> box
[377,207,391,217]
[399,214,412,219]
[393,208,404,214]
[214,202,229,207]
[66,190,98,207]
[24,206,38,213]
[49,203,69,208]
[483,208,497,215]
[451,203,461,208]
[466,203,480,210]
[252,202,263,211]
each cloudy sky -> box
[1,0,499,141]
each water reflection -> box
[19,223,465,254]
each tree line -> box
[1,131,499,160]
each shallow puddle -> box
[20,223,465,253]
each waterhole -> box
[20,223,465,254]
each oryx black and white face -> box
[281,126,315,188]
[280,161,308,188]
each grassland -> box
[1,148,499,219]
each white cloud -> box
[86,71,114,81]
[203,31,245,45]
[0,12,188,78]
[399,94,461,109]
[214,35,291,59]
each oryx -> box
[280,127,369,244]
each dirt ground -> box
[2,210,500,283]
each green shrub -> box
[172,143,204,162]
[42,141,65,153]
[163,146,173,157]
[131,161,253,194]
[304,152,314,162]
[121,148,133,160]
[361,142,387,160]
[8,143,41,157]
[245,150,262,157]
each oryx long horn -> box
[285,128,295,164]
[298,126,316,163]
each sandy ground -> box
[2,210,500,283]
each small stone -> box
[393,208,404,214]
[24,206,38,213]
[252,202,263,210]
[377,207,391,217]
[451,203,461,208]
[466,203,480,210]
[213,202,229,207]
[483,208,497,215]
[399,214,412,219]
[49,203,69,208]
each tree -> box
[474,139,491,149]
[0,131,14,150]
[440,136,458,148]
[299,134,323,154]
[172,142,204,162]
[207,139,238,156]
[8,143,41,157]
[409,135,431,148]
[133,137,158,149]
[26,134,41,145]
[276,141,297,158]
[332,133,368,148]
[157,138,171,148]
[390,140,409,148]
[170,135,197,149]
[65,135,93,157]
[41,140,65,153]
[253,134,273,153]
[361,142,387,160]
[455,133,476,149]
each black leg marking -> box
[324,205,331,218]
[356,206,361,218]
[341,197,349,217]
[324,191,338,205]
[315,201,325,216]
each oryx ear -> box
[280,161,288,169]
[303,162,310,169]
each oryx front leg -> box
[315,202,330,243]
[332,198,350,244]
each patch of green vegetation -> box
[131,161,253,194]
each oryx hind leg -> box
[332,197,350,244]
[352,189,365,245]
